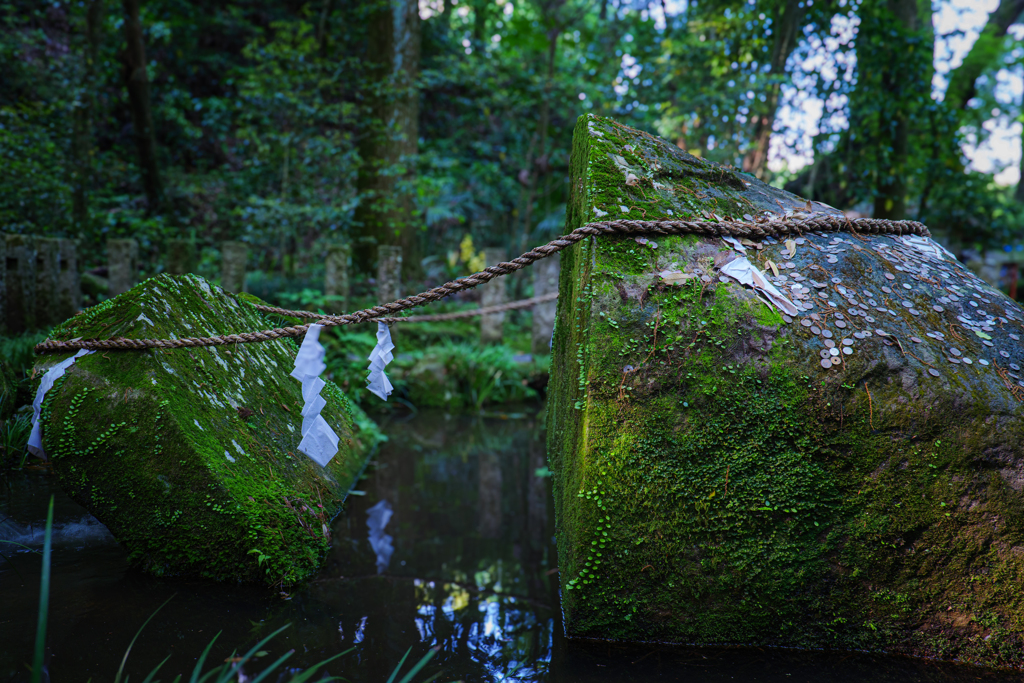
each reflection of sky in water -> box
[407,576,552,682]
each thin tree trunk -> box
[945,0,1024,113]
[353,0,421,274]
[122,0,162,212]
[519,31,558,252]
[71,0,104,235]
[741,0,803,178]
[316,0,333,57]
[1015,141,1024,204]
[872,0,932,220]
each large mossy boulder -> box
[548,115,1024,666]
[36,274,381,587]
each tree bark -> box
[741,0,804,178]
[945,0,1024,112]
[871,0,932,220]
[1015,142,1024,204]
[71,0,104,234]
[353,0,421,274]
[122,0,162,212]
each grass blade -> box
[285,648,354,683]
[215,624,291,683]
[385,648,412,683]
[140,653,172,683]
[188,632,221,683]
[245,650,294,683]
[30,495,53,683]
[395,648,437,683]
[113,594,176,683]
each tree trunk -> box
[353,0,421,275]
[122,0,162,212]
[316,0,333,57]
[71,0,104,235]
[741,0,803,178]
[1015,142,1024,204]
[871,0,932,220]
[945,0,1024,112]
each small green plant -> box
[1,412,33,468]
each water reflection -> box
[1,407,1022,682]
[366,499,394,574]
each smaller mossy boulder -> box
[36,274,380,587]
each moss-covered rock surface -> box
[35,274,381,587]
[547,115,1024,667]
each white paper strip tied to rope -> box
[28,349,94,460]
[366,322,394,401]
[719,257,799,317]
[290,324,339,467]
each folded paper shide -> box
[367,321,395,401]
[290,324,340,466]
[28,349,94,460]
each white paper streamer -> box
[719,257,799,317]
[27,349,93,460]
[290,324,339,467]
[366,322,395,401]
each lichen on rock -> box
[35,274,382,587]
[548,114,1024,667]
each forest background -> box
[4,0,1024,283]
[2,0,1024,412]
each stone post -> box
[480,247,507,344]
[531,254,559,355]
[5,234,37,333]
[57,238,81,321]
[221,241,248,294]
[166,239,197,275]
[377,245,402,305]
[34,238,60,329]
[0,235,6,334]
[324,243,351,313]
[108,239,139,297]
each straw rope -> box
[34,215,928,354]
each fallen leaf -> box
[785,239,797,257]
[975,330,992,340]
[660,270,697,284]
[765,260,779,277]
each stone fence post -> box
[0,235,6,334]
[221,241,248,294]
[5,234,37,333]
[377,245,402,338]
[377,245,402,305]
[108,239,139,297]
[34,238,60,329]
[532,254,559,355]
[57,239,80,322]
[480,247,507,344]
[325,243,351,314]
[167,239,197,275]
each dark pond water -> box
[1,406,1020,682]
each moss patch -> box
[37,274,381,587]
[548,115,1024,668]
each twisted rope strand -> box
[255,291,559,323]
[34,215,928,355]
